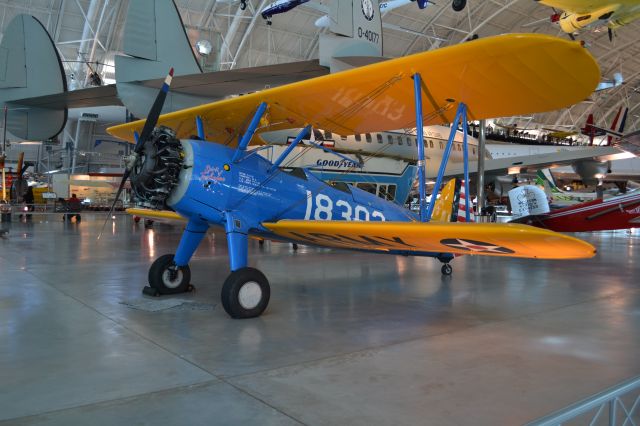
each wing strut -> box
[232,102,268,163]
[412,73,429,222]
[268,125,311,172]
[427,102,470,222]
[412,74,471,222]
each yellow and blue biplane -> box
[107,34,599,319]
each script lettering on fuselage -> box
[303,191,385,221]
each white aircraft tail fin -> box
[0,15,67,140]
[319,0,383,72]
[535,169,561,195]
[508,185,550,219]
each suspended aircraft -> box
[314,0,465,28]
[535,0,640,41]
[261,0,311,24]
[103,34,599,319]
[585,108,640,156]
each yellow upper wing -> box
[263,221,596,260]
[107,34,599,145]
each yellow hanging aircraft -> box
[107,34,599,319]
[536,0,640,40]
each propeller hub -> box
[130,126,184,209]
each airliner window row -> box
[326,130,476,155]
[333,182,397,201]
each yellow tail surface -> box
[431,179,456,223]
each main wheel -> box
[148,254,191,294]
[452,0,466,11]
[221,267,270,319]
[441,263,453,276]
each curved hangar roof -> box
[0,0,638,133]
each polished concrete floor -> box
[1,214,639,425]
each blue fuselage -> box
[168,140,417,239]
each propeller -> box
[98,67,174,240]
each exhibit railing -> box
[526,375,640,426]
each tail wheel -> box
[452,0,466,11]
[441,263,453,276]
[148,254,191,294]
[221,267,270,319]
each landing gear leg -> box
[221,213,270,318]
[146,218,208,296]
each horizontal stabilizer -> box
[0,15,67,140]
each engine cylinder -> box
[130,126,184,209]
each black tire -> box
[240,0,247,10]
[221,267,270,319]
[452,0,466,12]
[441,263,453,276]
[148,254,191,294]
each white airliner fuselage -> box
[260,125,485,177]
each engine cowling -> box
[130,126,184,209]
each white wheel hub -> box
[162,268,183,289]
[238,281,262,309]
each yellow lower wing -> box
[126,208,186,222]
[263,221,596,260]
[108,34,599,144]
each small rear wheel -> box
[221,267,270,319]
[452,0,466,11]
[441,263,453,276]
[148,254,191,294]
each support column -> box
[173,218,209,266]
[477,119,486,217]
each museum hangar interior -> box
[0,0,639,424]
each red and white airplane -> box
[512,191,640,232]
